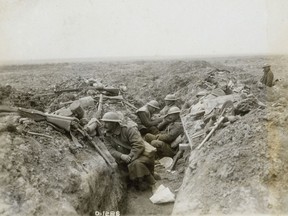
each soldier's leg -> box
[127,155,155,190]
[144,133,157,143]
[151,140,176,158]
[147,126,159,135]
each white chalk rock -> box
[150,185,175,204]
[78,96,95,108]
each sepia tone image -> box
[0,1,288,215]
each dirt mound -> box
[172,56,288,215]
[0,114,125,216]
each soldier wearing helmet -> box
[159,94,178,116]
[135,100,163,135]
[144,107,184,158]
[101,111,156,190]
[260,64,274,87]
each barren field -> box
[0,55,288,216]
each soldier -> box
[136,100,162,135]
[260,64,274,87]
[159,94,178,116]
[144,107,184,158]
[101,111,156,190]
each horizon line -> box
[0,53,287,66]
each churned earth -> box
[0,55,287,216]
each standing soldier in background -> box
[101,111,156,190]
[159,94,178,116]
[260,64,274,87]
[136,100,162,135]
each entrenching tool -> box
[76,126,116,168]
[196,116,225,150]
[196,101,233,150]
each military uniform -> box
[159,104,175,116]
[145,119,184,158]
[260,69,274,87]
[103,124,155,182]
[136,105,161,135]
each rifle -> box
[87,86,120,96]
[0,106,115,168]
[35,86,120,97]
[76,126,116,168]
[95,94,103,119]
[35,88,83,97]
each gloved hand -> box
[120,154,131,163]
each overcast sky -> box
[0,0,287,62]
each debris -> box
[94,95,123,101]
[190,110,205,117]
[54,108,73,117]
[235,97,259,114]
[119,84,128,92]
[78,96,95,108]
[203,94,241,115]
[150,185,175,204]
[180,115,193,149]
[26,131,53,139]
[69,101,85,119]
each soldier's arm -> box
[159,107,166,115]
[103,137,122,160]
[158,123,184,143]
[138,112,161,127]
[157,119,170,131]
[126,127,145,161]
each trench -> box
[1,57,288,215]
[0,88,187,216]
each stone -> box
[150,185,175,204]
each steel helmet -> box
[164,94,177,101]
[100,112,122,122]
[147,100,160,109]
[262,63,271,68]
[165,106,181,117]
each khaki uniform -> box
[103,124,154,180]
[136,105,160,134]
[145,119,184,158]
[260,69,274,87]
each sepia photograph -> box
[0,0,288,215]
